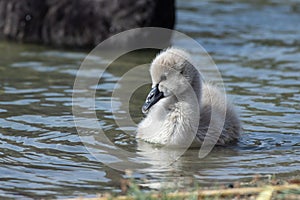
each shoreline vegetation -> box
[67,175,300,200]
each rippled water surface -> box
[0,0,300,199]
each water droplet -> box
[25,14,32,21]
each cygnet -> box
[137,48,241,147]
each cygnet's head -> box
[142,48,200,114]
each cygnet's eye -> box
[160,74,166,81]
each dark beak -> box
[142,84,164,114]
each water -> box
[0,0,300,198]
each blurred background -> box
[0,0,299,199]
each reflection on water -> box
[0,0,300,198]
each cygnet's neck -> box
[137,73,202,147]
[190,72,202,104]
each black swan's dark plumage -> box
[0,0,175,48]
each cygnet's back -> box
[137,48,241,147]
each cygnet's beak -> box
[142,84,164,114]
